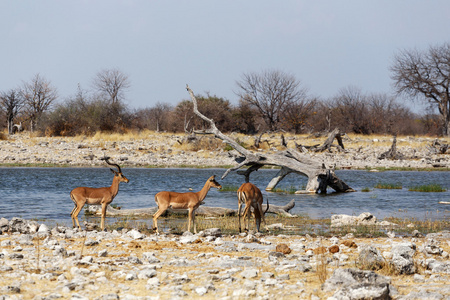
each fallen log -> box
[186,85,355,194]
[89,199,296,218]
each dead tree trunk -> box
[186,85,355,194]
[314,128,345,152]
[378,135,404,160]
[427,139,449,154]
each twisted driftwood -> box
[90,199,296,218]
[186,85,354,194]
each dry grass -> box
[316,253,329,284]
[0,131,8,141]
[110,212,450,238]
[6,130,444,155]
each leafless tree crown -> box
[0,89,23,134]
[93,68,130,104]
[390,43,450,136]
[236,69,308,131]
[22,74,58,132]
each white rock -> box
[127,229,144,240]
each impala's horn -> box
[101,156,122,173]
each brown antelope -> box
[237,182,269,232]
[153,175,222,234]
[70,157,129,231]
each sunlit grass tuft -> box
[408,184,447,192]
[375,183,403,189]
[271,185,300,194]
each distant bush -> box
[38,98,132,136]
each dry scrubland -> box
[1,131,450,299]
[0,130,449,169]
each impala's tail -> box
[264,197,269,215]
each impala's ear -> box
[110,168,117,174]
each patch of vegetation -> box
[366,166,450,172]
[271,185,303,194]
[0,163,75,168]
[374,183,402,189]
[87,209,449,238]
[361,187,371,192]
[223,138,247,151]
[219,185,239,192]
[408,184,447,192]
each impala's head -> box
[110,168,130,183]
[103,156,130,183]
[208,175,222,190]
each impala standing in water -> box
[153,175,222,234]
[237,182,269,232]
[70,157,129,231]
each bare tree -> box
[22,74,58,132]
[93,68,130,104]
[233,99,260,134]
[283,97,317,134]
[149,102,172,132]
[390,43,450,136]
[236,70,308,131]
[0,89,23,134]
[332,86,370,134]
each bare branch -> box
[186,85,354,194]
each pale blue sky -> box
[1,1,449,112]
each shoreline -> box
[1,132,449,170]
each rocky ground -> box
[1,218,450,300]
[0,132,449,169]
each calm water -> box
[0,167,449,227]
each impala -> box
[70,157,129,231]
[237,182,269,233]
[153,175,222,234]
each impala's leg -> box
[191,208,197,234]
[70,205,77,228]
[101,203,108,231]
[187,208,193,233]
[152,203,169,234]
[242,204,251,232]
[253,204,262,232]
[152,208,165,234]
[238,193,243,233]
[70,194,85,230]
[72,203,84,230]
[153,195,169,234]
[258,202,266,227]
